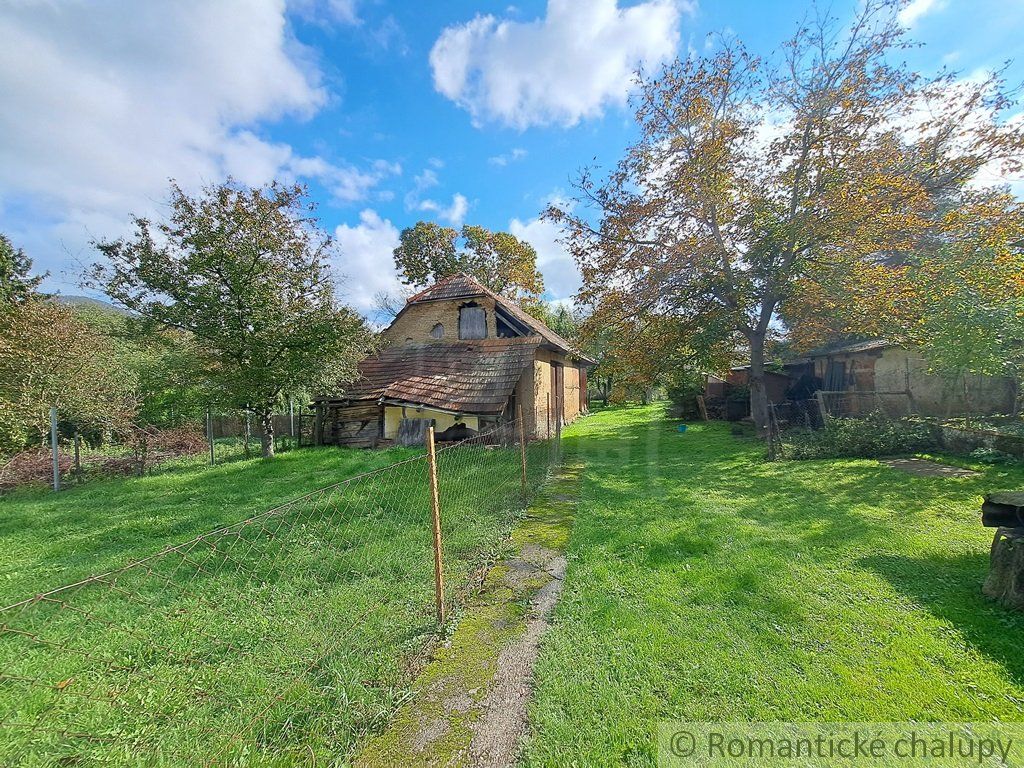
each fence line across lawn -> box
[0,412,560,765]
[0,403,317,495]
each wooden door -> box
[551,363,564,423]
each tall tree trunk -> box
[260,410,275,459]
[748,332,770,436]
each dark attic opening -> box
[495,306,530,338]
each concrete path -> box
[353,463,579,768]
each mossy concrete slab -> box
[352,463,580,768]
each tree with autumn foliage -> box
[0,234,45,307]
[784,191,1024,397]
[549,0,1024,432]
[393,221,545,300]
[0,236,135,454]
[89,181,374,459]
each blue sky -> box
[1,0,1021,320]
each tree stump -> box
[983,527,1024,611]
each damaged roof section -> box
[397,272,595,365]
[320,336,542,414]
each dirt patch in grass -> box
[469,548,567,766]
[353,464,579,768]
[882,457,981,478]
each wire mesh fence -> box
[433,410,560,617]
[1,404,319,494]
[0,412,559,765]
[816,390,914,420]
[766,390,923,460]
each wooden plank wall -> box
[325,402,380,448]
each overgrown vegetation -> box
[0,180,374,473]
[969,447,1020,466]
[781,413,941,459]
[0,260,136,454]
[87,180,374,458]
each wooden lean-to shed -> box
[313,273,596,447]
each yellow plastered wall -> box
[383,297,498,344]
[516,349,585,438]
[383,406,479,439]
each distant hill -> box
[56,294,128,314]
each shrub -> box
[666,379,704,419]
[782,412,940,460]
[969,447,1019,465]
[0,425,206,492]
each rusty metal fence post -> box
[73,432,82,484]
[425,425,445,626]
[50,406,60,492]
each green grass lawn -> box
[0,438,553,765]
[524,405,1024,766]
[0,446,418,606]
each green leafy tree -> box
[0,234,45,307]
[73,305,211,427]
[393,221,544,300]
[89,180,375,458]
[520,299,581,341]
[0,299,136,454]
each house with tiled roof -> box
[312,273,596,447]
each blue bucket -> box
[677,424,688,433]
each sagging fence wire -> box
[766,390,921,460]
[0,412,559,765]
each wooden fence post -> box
[50,406,60,492]
[696,395,709,422]
[517,404,528,500]
[425,425,445,626]
[815,390,829,425]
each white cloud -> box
[288,0,361,26]
[218,134,399,203]
[898,0,947,27]
[488,148,529,166]
[404,169,470,225]
[429,0,686,129]
[424,193,470,226]
[0,0,394,290]
[332,209,403,315]
[327,0,360,25]
[509,197,581,301]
